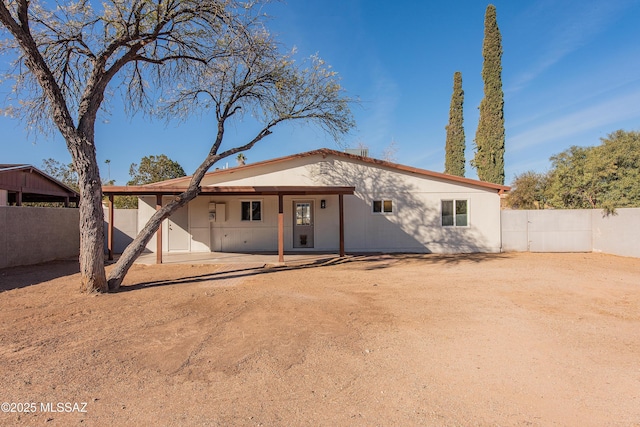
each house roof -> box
[102,185,355,196]
[140,148,511,194]
[0,164,80,205]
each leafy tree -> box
[595,130,640,209]
[444,71,465,176]
[128,154,186,185]
[546,146,596,209]
[236,153,246,166]
[505,171,549,209]
[41,158,78,191]
[1,1,354,292]
[109,154,186,209]
[472,4,505,185]
[546,130,640,213]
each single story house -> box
[103,148,509,262]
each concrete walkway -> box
[134,251,343,266]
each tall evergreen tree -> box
[445,71,466,176]
[472,4,505,184]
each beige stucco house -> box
[105,148,509,261]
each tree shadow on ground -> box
[116,252,511,292]
[357,252,511,270]
[0,252,512,294]
[117,256,353,292]
[0,259,80,292]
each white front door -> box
[293,201,314,248]
[165,198,189,251]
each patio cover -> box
[102,185,355,264]
[0,164,79,207]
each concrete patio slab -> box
[134,251,343,266]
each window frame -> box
[372,199,394,214]
[441,199,469,227]
[240,199,263,222]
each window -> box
[372,199,393,214]
[241,200,262,221]
[441,200,468,227]
[296,202,312,225]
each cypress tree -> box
[445,71,466,176]
[472,4,505,184]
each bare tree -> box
[107,45,354,290]
[0,0,257,292]
[1,0,354,292]
[381,139,398,162]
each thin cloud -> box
[509,0,633,93]
[356,63,400,148]
[509,88,640,151]
[509,67,640,130]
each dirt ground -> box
[0,252,639,427]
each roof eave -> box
[102,185,356,196]
[135,148,511,194]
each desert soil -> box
[0,252,639,426]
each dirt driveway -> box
[0,252,639,426]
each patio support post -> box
[339,193,345,257]
[156,194,163,264]
[108,195,114,260]
[278,193,284,263]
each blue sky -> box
[2,0,639,185]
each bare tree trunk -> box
[107,188,200,291]
[78,187,108,293]
[72,138,108,293]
